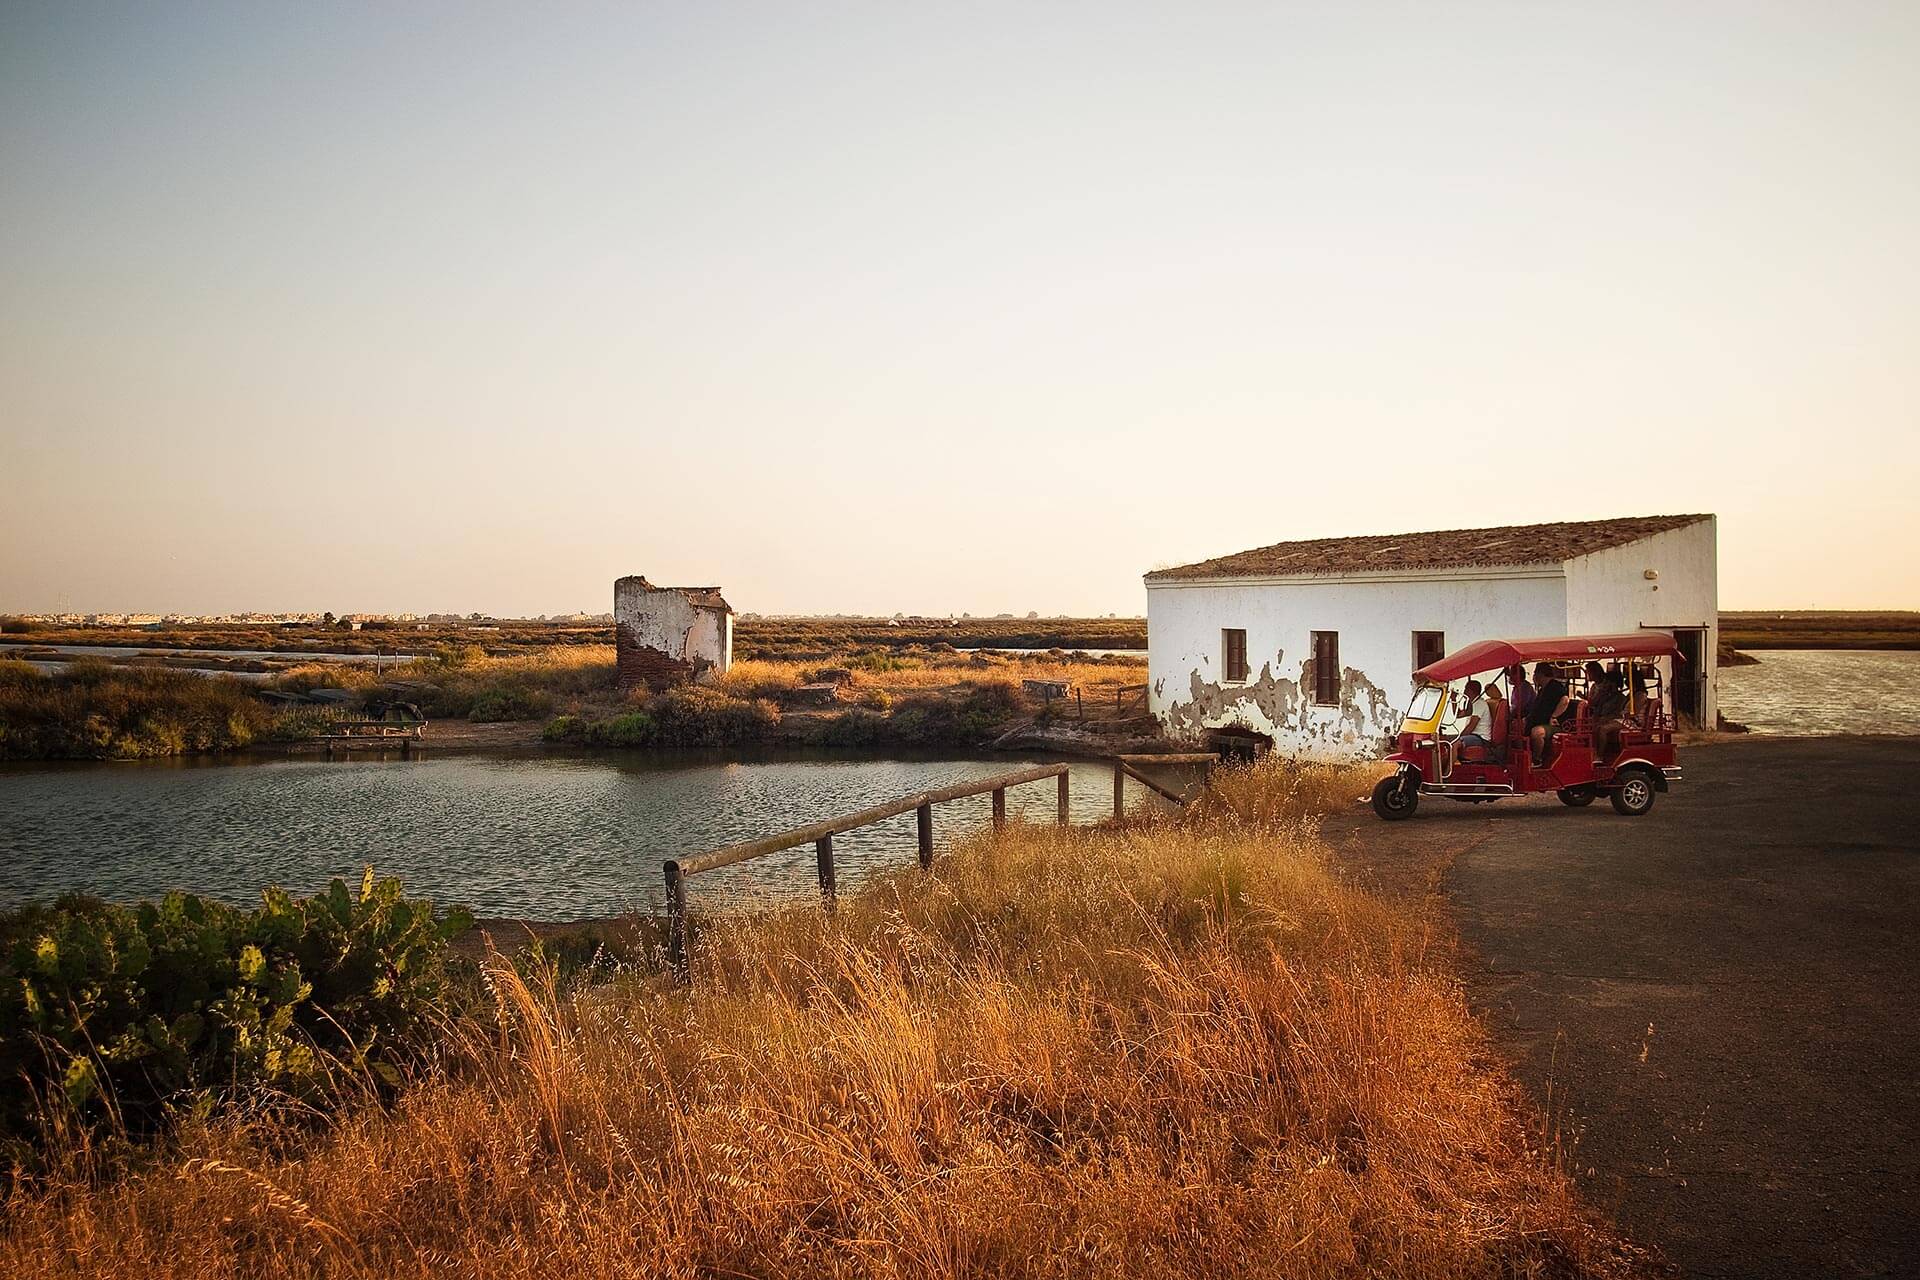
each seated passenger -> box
[1584,660,1627,756]
[1504,662,1535,723]
[1483,682,1511,762]
[1633,666,1664,729]
[1527,662,1571,766]
[1452,679,1493,754]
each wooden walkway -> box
[664,754,1218,980]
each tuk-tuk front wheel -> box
[1610,770,1657,816]
[1371,774,1419,821]
[1557,785,1597,807]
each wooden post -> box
[815,835,836,911]
[991,787,1006,828]
[1113,761,1125,819]
[1056,769,1070,825]
[665,861,689,982]
[917,801,933,870]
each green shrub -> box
[645,685,779,746]
[542,689,776,749]
[542,714,584,742]
[849,649,919,673]
[592,712,657,746]
[0,665,284,761]
[0,871,471,1142]
[466,686,552,722]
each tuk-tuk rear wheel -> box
[1371,775,1419,821]
[1557,785,1597,807]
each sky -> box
[2,2,1916,617]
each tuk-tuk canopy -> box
[1414,632,1683,684]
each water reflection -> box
[1718,650,1920,736]
[0,752,1134,920]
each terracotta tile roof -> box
[1145,514,1711,582]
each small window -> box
[1222,628,1248,682]
[1311,631,1339,705]
[1413,631,1446,673]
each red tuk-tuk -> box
[1370,633,1684,821]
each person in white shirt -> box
[1454,679,1493,752]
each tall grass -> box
[274,646,619,721]
[0,661,319,760]
[0,760,1623,1277]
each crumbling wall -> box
[1144,573,1568,761]
[614,576,732,693]
[1154,655,1397,760]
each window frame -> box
[1221,627,1249,683]
[1310,630,1340,706]
[1412,630,1446,674]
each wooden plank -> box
[1117,752,1219,765]
[1118,759,1187,806]
[665,861,689,982]
[921,763,1067,806]
[676,763,1068,876]
[815,835,836,910]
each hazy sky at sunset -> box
[3,2,1916,616]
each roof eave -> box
[1143,563,1567,589]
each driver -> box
[1453,679,1492,754]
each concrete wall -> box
[1146,570,1569,760]
[1562,518,1718,726]
[613,577,732,691]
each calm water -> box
[1718,649,1920,735]
[0,753,1133,919]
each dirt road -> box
[1329,737,1920,1278]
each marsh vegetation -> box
[0,758,1624,1278]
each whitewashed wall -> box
[613,578,732,686]
[1146,570,1568,760]
[1562,518,1718,725]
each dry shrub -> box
[1186,756,1393,831]
[710,659,803,702]
[0,780,1625,1279]
[852,655,1146,692]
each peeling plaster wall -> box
[613,577,732,692]
[1146,572,1568,760]
[1562,518,1717,725]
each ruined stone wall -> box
[1145,571,1568,760]
[613,577,731,693]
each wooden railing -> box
[663,763,1071,979]
[1112,753,1218,813]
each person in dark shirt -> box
[1585,660,1627,756]
[1527,663,1570,765]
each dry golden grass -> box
[0,760,1628,1278]
[851,656,1145,692]
[712,654,1146,698]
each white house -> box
[1145,514,1717,760]
[614,576,733,692]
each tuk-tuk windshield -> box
[1401,684,1445,731]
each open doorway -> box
[1205,725,1272,762]
[1651,626,1708,726]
